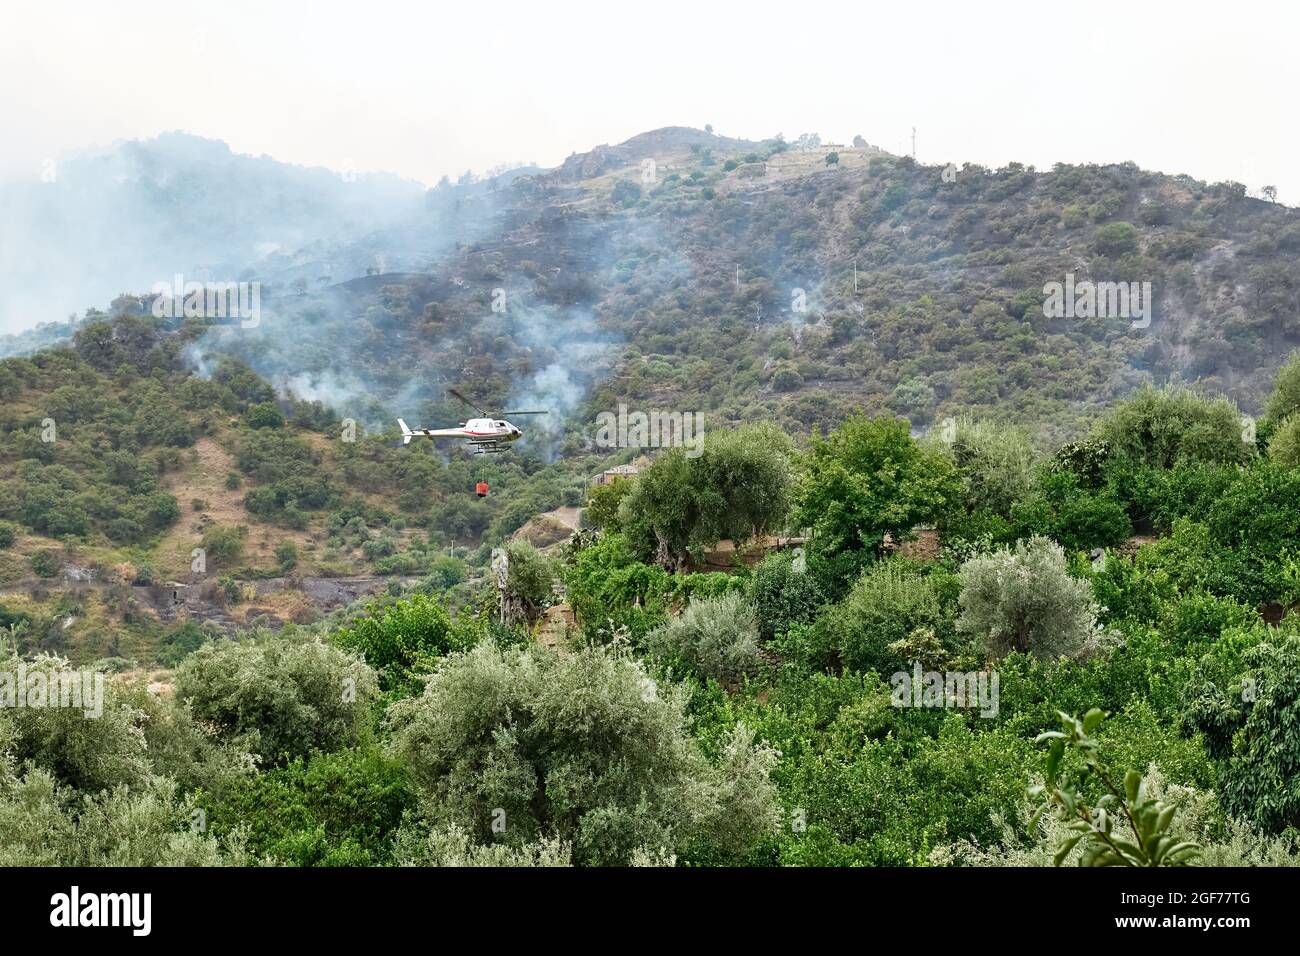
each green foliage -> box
[1266,348,1300,423]
[176,634,378,765]
[0,771,250,866]
[813,558,956,673]
[386,642,780,865]
[1184,634,1300,833]
[196,747,412,865]
[201,525,246,569]
[1092,384,1252,470]
[274,540,298,572]
[1206,462,1300,605]
[936,417,1038,517]
[748,551,824,641]
[585,477,633,531]
[333,594,484,692]
[794,416,961,591]
[1032,709,1200,866]
[247,401,285,429]
[1012,468,1132,551]
[1090,221,1139,258]
[1,653,152,792]
[1054,438,1111,489]
[500,540,559,625]
[1266,414,1300,466]
[957,536,1107,660]
[647,591,763,685]
[30,549,60,578]
[620,422,795,570]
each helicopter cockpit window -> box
[495,421,505,427]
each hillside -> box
[5,125,1300,878]
[157,126,1300,455]
[2,127,1299,660]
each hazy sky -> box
[2,0,1296,199]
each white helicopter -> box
[397,388,548,454]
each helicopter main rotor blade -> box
[503,410,549,416]
[448,388,489,417]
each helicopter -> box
[397,388,548,455]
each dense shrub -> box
[386,643,780,865]
[647,591,763,685]
[176,634,378,764]
[957,536,1107,661]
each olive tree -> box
[647,591,763,685]
[957,536,1108,660]
[176,633,378,765]
[386,642,779,865]
[620,422,795,571]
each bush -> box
[813,559,955,673]
[647,591,763,685]
[333,593,484,691]
[1266,349,1300,423]
[1091,384,1252,470]
[1012,469,1132,551]
[175,634,378,765]
[1184,634,1300,833]
[1207,462,1300,605]
[274,540,298,572]
[30,550,60,579]
[585,478,633,531]
[247,401,285,429]
[748,551,825,641]
[0,653,152,792]
[201,525,246,569]
[0,522,15,549]
[385,642,779,865]
[195,747,413,866]
[1267,414,1300,467]
[499,541,559,625]
[935,417,1038,517]
[956,536,1107,661]
[1091,221,1139,257]
[794,416,962,592]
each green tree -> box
[30,550,60,578]
[585,477,633,531]
[932,417,1038,517]
[274,540,298,572]
[386,642,780,865]
[333,594,483,692]
[1184,634,1300,833]
[1090,221,1139,258]
[748,551,824,641]
[1266,349,1300,423]
[176,634,378,765]
[957,536,1108,660]
[813,558,954,673]
[647,591,763,685]
[1267,415,1300,466]
[793,416,961,588]
[1091,384,1252,470]
[201,525,247,568]
[247,401,285,429]
[620,423,795,571]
